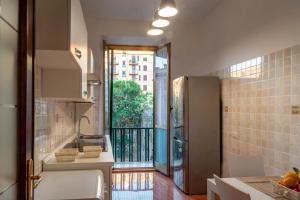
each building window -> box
[132,66,136,74]
[132,56,136,63]
[143,75,147,81]
[143,65,147,71]
[122,71,126,77]
[143,57,147,62]
[143,85,147,91]
[122,61,126,67]
[139,75,141,81]
[139,65,141,71]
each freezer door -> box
[173,138,189,193]
[172,76,188,141]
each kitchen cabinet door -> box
[0,19,18,105]
[0,107,17,194]
[70,0,88,98]
[0,0,19,30]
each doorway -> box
[103,44,171,175]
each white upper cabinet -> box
[36,0,88,99]
[70,0,88,98]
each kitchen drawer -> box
[0,0,19,30]
[0,19,18,105]
[0,107,17,193]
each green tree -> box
[112,80,153,128]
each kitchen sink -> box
[64,136,107,152]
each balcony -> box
[129,60,138,65]
[110,128,154,168]
[129,70,138,75]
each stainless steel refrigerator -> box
[172,76,221,194]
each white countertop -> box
[43,135,115,171]
[35,170,104,200]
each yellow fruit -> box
[284,172,299,180]
[281,177,299,188]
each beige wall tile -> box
[211,44,300,176]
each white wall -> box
[85,0,300,131]
[86,18,201,79]
[88,0,300,79]
[86,18,202,132]
[193,0,300,75]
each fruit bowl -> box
[271,180,300,200]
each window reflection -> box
[230,57,263,78]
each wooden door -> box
[0,1,19,197]
[0,0,35,199]
[18,0,35,199]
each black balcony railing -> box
[110,128,154,163]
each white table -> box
[207,178,275,200]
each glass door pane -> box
[154,44,170,175]
[109,48,155,169]
[104,45,111,135]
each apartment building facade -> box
[113,50,154,93]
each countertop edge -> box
[43,135,115,171]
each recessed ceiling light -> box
[152,18,170,28]
[147,29,164,36]
[158,0,178,18]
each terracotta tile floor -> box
[112,171,209,200]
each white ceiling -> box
[81,0,221,23]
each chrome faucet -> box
[78,115,90,140]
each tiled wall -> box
[34,65,100,174]
[209,44,300,176]
[34,100,76,174]
[93,85,101,134]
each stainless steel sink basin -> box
[64,136,107,152]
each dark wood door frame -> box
[18,0,34,199]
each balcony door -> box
[154,43,171,176]
[104,45,156,169]
[103,41,112,135]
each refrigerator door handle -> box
[174,137,186,144]
[174,137,188,143]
